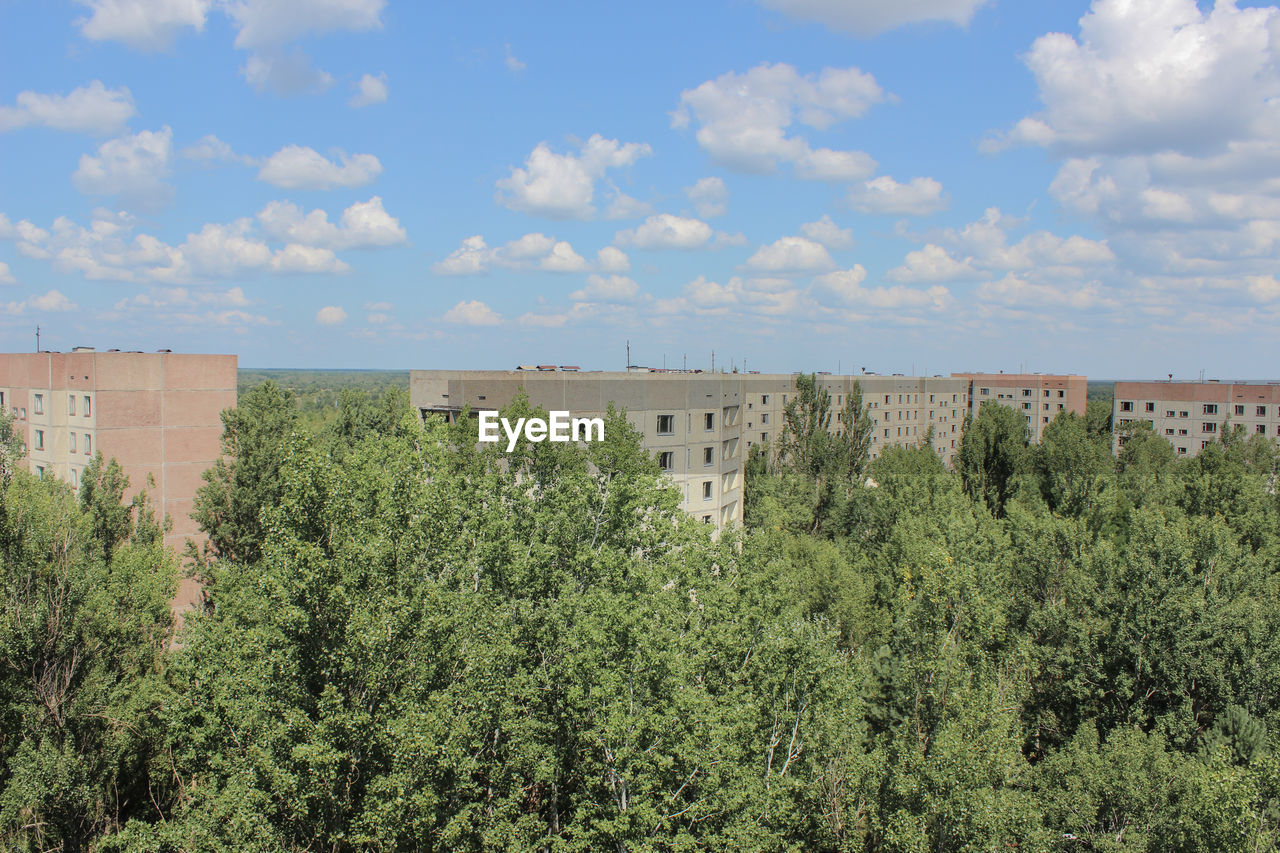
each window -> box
[19,408,24,419]
[34,429,43,450]
[1058,390,1065,398]
[1203,422,1218,433]
[656,414,675,435]
[33,394,43,415]
[1165,428,1174,435]
[1258,406,1268,417]
[69,433,76,453]
[885,394,891,404]
[1120,401,1134,412]
[1166,410,1175,417]
[1235,405,1245,416]
[702,515,712,524]
[884,429,890,438]
[1203,404,1218,415]
[83,396,91,416]
[761,432,768,442]
[702,481,712,500]
[703,446,714,466]
[761,413,769,425]
[1258,424,1267,434]
[1178,446,1187,455]
[658,451,674,471]
[761,395,769,405]
[1058,404,1064,410]
[704,412,714,430]
[1178,429,1188,436]
[0,392,4,407]
[84,434,91,455]
[1180,411,1189,418]
[1145,402,1155,412]
[1202,440,1211,449]
[1023,389,1032,397]
[1043,390,1050,397]
[35,466,44,478]
[71,469,78,489]
[68,395,75,415]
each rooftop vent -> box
[72,346,95,352]
[156,348,172,353]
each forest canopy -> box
[3,379,1280,852]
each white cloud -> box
[75,0,210,51]
[257,196,406,249]
[257,144,381,189]
[977,274,1119,311]
[744,235,834,272]
[614,214,713,250]
[495,135,652,219]
[518,313,567,328]
[72,127,174,208]
[662,275,805,317]
[885,243,979,282]
[799,214,853,249]
[0,262,14,285]
[570,273,638,302]
[6,289,77,314]
[813,267,951,309]
[0,81,136,135]
[271,244,349,274]
[432,232,602,274]
[671,62,882,179]
[848,175,946,215]
[225,0,385,49]
[242,49,334,95]
[990,0,1280,156]
[180,134,254,165]
[685,177,729,218]
[444,299,501,326]
[604,189,654,220]
[596,246,630,272]
[315,305,348,324]
[348,72,388,107]
[757,0,991,36]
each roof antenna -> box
[35,324,40,353]
[626,339,630,370]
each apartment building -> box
[1112,380,1280,458]
[954,373,1088,442]
[0,349,237,556]
[410,369,969,529]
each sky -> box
[1,0,1279,377]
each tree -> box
[957,401,1029,517]
[1033,410,1114,520]
[191,380,300,564]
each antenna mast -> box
[35,325,40,353]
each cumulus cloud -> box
[977,274,1119,311]
[685,177,729,218]
[72,127,174,208]
[0,81,136,135]
[241,48,334,95]
[444,299,502,326]
[0,262,15,285]
[495,134,652,219]
[257,144,382,189]
[988,0,1280,156]
[813,267,951,309]
[2,203,392,284]
[6,290,77,314]
[348,72,388,107]
[315,305,348,324]
[74,0,210,51]
[569,273,639,302]
[744,235,835,272]
[757,0,991,36]
[180,134,252,164]
[226,0,385,50]
[432,232,605,275]
[885,243,980,283]
[614,214,719,250]
[505,44,526,73]
[671,62,883,179]
[257,197,407,249]
[596,246,630,272]
[800,214,853,249]
[659,275,804,317]
[848,175,946,215]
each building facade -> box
[410,369,969,530]
[0,349,237,558]
[1112,380,1280,457]
[954,373,1088,442]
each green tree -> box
[957,401,1030,517]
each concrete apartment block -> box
[1113,380,1280,458]
[0,350,237,565]
[954,373,1088,442]
[410,369,969,530]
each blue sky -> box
[2,0,1278,377]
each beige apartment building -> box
[1113,380,1280,458]
[0,349,237,556]
[954,373,1088,442]
[410,369,969,530]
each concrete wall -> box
[1113,380,1280,457]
